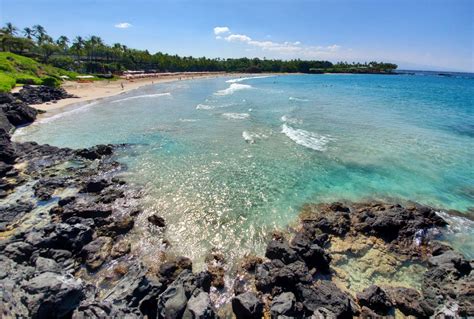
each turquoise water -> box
[14,74,474,264]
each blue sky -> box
[1,0,472,71]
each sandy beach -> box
[18,72,227,114]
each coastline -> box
[14,72,292,118]
[1,85,473,318]
[22,72,228,115]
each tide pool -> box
[14,73,474,265]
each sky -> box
[1,0,473,72]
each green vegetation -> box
[0,22,398,92]
[0,51,78,91]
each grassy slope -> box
[0,52,79,92]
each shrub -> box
[0,73,16,92]
[16,75,42,85]
[41,76,61,87]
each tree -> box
[23,27,35,40]
[3,22,18,36]
[56,35,69,52]
[32,24,48,45]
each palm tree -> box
[23,27,35,40]
[3,22,17,36]
[56,35,69,52]
[32,24,47,44]
[71,36,85,61]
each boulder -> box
[148,214,166,227]
[76,145,113,160]
[81,236,113,271]
[232,291,264,319]
[386,287,433,317]
[22,272,84,318]
[356,285,392,314]
[0,129,15,163]
[265,239,298,264]
[270,292,296,317]
[296,281,354,318]
[82,179,110,193]
[182,290,217,319]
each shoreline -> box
[1,86,472,318]
[24,72,229,115]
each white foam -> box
[289,97,309,102]
[35,101,99,124]
[242,130,268,144]
[222,113,250,120]
[226,75,274,83]
[196,102,235,110]
[280,115,303,125]
[214,83,252,96]
[111,92,171,103]
[179,118,199,122]
[196,104,213,110]
[281,124,330,151]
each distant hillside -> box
[0,52,78,92]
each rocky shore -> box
[0,86,472,318]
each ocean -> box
[14,73,474,267]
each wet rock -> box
[299,244,331,272]
[301,203,351,236]
[58,196,76,207]
[82,179,109,193]
[22,272,84,318]
[296,281,354,318]
[255,260,312,294]
[232,291,264,319]
[27,222,93,253]
[34,178,67,201]
[99,215,134,237]
[157,270,203,319]
[386,287,434,317]
[0,129,15,163]
[76,144,113,160]
[81,236,113,271]
[240,255,263,272]
[270,292,296,317]
[60,202,113,221]
[265,239,298,264]
[148,214,166,227]
[182,290,217,319]
[0,200,35,230]
[111,239,131,258]
[356,285,392,315]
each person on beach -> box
[121,82,124,90]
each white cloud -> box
[115,22,132,29]
[214,26,230,35]
[214,27,342,57]
[225,34,252,43]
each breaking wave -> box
[289,97,309,102]
[214,83,252,96]
[242,130,267,144]
[281,124,330,151]
[281,115,303,125]
[111,92,171,103]
[226,75,274,83]
[222,113,250,120]
[36,101,99,124]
